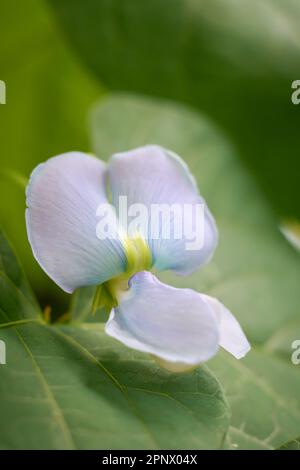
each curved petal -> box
[105,271,220,369]
[107,145,218,276]
[26,152,126,293]
[202,294,250,359]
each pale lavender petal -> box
[108,145,218,275]
[105,271,220,368]
[202,294,250,359]
[26,152,126,293]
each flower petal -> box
[202,294,250,359]
[105,271,220,368]
[26,152,126,293]
[108,145,218,276]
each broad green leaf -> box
[211,350,300,449]
[0,229,37,307]
[223,427,273,450]
[0,230,229,449]
[280,437,300,450]
[0,322,229,449]
[0,229,40,324]
[48,0,300,219]
[264,319,300,360]
[89,93,300,448]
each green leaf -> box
[0,229,40,324]
[263,319,300,360]
[0,322,229,449]
[48,0,300,219]
[280,437,300,450]
[89,93,300,448]
[223,426,273,450]
[0,230,229,449]
[211,350,300,450]
[0,230,38,307]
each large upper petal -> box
[26,152,126,293]
[105,271,220,370]
[107,145,218,276]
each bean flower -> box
[26,145,250,372]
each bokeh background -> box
[1,0,300,314]
[1,0,300,451]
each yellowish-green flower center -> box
[92,234,152,313]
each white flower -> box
[26,145,250,371]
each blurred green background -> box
[0,0,300,310]
[0,0,103,312]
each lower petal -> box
[201,294,250,359]
[105,271,220,369]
